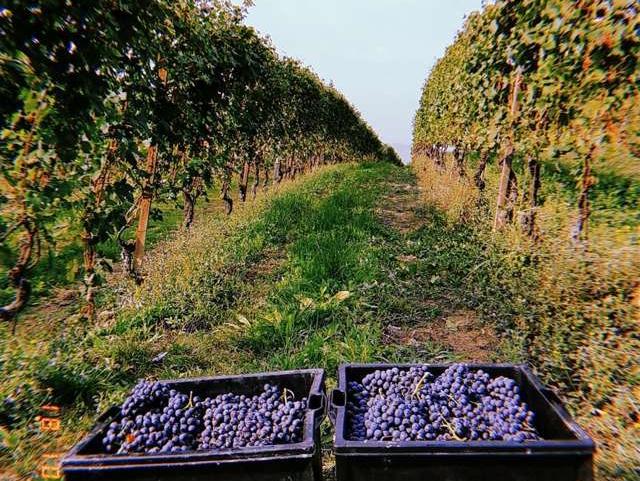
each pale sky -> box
[242,0,483,162]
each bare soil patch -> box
[377,182,423,234]
[243,247,286,284]
[384,309,498,362]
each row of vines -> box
[412,1,639,477]
[413,0,639,237]
[0,1,399,324]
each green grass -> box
[0,162,419,478]
[4,159,634,480]
[0,203,184,306]
[239,163,393,373]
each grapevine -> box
[412,0,639,237]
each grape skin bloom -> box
[102,381,307,454]
[346,364,539,443]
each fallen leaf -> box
[332,290,351,302]
[300,297,315,309]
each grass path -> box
[2,161,633,480]
[1,161,501,480]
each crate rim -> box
[62,368,325,468]
[62,451,316,474]
[331,362,595,455]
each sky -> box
[241,0,483,163]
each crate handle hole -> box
[331,389,345,407]
[309,393,325,410]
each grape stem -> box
[441,418,464,441]
[411,372,429,399]
[282,388,294,403]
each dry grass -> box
[412,156,479,223]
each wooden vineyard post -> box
[572,142,596,244]
[494,69,522,231]
[273,158,282,183]
[239,160,250,202]
[133,145,157,269]
[252,162,260,199]
[132,65,166,270]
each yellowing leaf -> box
[332,290,351,302]
[300,297,315,309]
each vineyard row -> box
[0,1,400,323]
[413,0,639,236]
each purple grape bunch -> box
[199,383,306,450]
[102,380,308,455]
[346,364,539,443]
[119,379,170,417]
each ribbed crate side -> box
[331,363,594,481]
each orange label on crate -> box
[40,453,62,480]
[41,405,61,417]
[36,416,61,432]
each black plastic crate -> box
[330,363,595,481]
[62,369,325,481]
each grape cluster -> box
[199,384,306,449]
[102,380,308,455]
[346,364,539,443]
[120,379,170,417]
